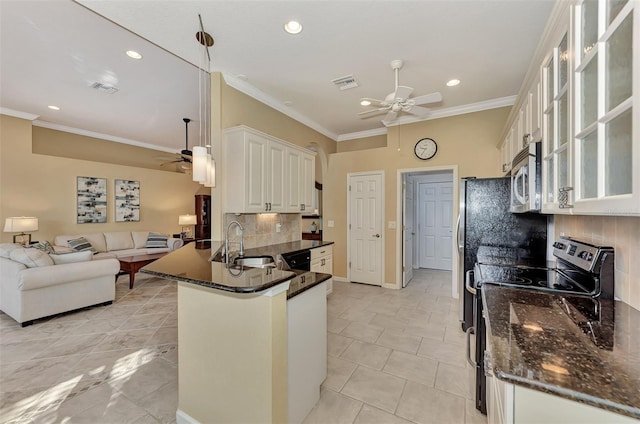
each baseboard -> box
[176,409,200,424]
[332,276,348,283]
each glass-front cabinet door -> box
[572,0,638,215]
[542,28,572,213]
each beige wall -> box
[554,215,640,310]
[337,134,387,153]
[0,115,201,243]
[323,106,511,284]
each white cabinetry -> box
[224,126,316,214]
[287,281,327,424]
[310,245,333,295]
[536,0,638,215]
[487,376,639,424]
[286,149,316,213]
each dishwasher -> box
[281,249,311,271]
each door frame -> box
[347,170,385,286]
[396,165,459,298]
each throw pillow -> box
[146,232,168,248]
[9,248,54,268]
[0,243,22,258]
[68,237,97,253]
[50,250,93,265]
[31,240,55,254]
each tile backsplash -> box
[223,213,301,249]
[554,215,640,310]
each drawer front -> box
[310,245,333,261]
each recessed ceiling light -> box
[283,100,293,106]
[126,50,143,60]
[284,20,302,34]
[446,79,461,87]
[48,105,60,110]
[360,100,371,106]
[236,74,248,81]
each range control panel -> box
[552,237,613,272]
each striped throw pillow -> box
[67,237,97,253]
[146,232,168,248]
[31,240,55,254]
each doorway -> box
[347,171,384,286]
[397,167,458,296]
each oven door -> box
[510,143,540,213]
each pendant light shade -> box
[192,146,208,182]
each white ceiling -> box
[0,0,554,154]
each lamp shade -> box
[3,217,38,233]
[192,146,208,182]
[179,214,197,226]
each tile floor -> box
[0,269,486,424]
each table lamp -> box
[4,216,38,245]
[178,214,197,239]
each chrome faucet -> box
[225,220,245,263]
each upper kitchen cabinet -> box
[534,0,638,215]
[542,27,572,213]
[570,0,638,215]
[223,126,315,214]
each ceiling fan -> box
[158,118,193,172]
[358,59,442,124]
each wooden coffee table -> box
[118,252,168,289]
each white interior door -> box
[348,172,384,286]
[403,177,414,287]
[418,181,453,270]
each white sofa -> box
[0,245,120,326]
[53,231,184,259]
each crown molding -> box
[0,108,40,121]
[222,73,338,141]
[337,127,388,142]
[383,95,517,128]
[32,120,176,154]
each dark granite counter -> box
[482,285,640,419]
[141,240,331,297]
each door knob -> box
[373,234,381,238]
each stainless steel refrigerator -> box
[457,177,548,331]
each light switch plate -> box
[327,220,335,227]
[388,221,396,229]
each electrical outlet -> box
[327,220,335,227]
[236,227,242,236]
[388,221,396,229]
[275,223,282,233]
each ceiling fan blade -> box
[406,105,431,116]
[160,160,182,167]
[358,107,390,117]
[360,97,388,107]
[393,85,413,100]
[412,91,443,106]
[384,111,398,122]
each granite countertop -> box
[482,285,640,419]
[141,240,332,297]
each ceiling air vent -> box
[331,74,359,90]
[90,82,119,94]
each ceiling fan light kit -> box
[358,59,442,124]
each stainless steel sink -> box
[233,256,276,268]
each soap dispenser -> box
[310,221,317,233]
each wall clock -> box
[414,138,437,160]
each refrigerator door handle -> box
[465,270,476,295]
[455,214,463,252]
[466,326,476,367]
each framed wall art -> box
[115,179,140,222]
[77,176,107,223]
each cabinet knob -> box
[373,234,381,238]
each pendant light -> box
[192,14,215,187]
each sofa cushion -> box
[31,241,55,254]
[0,243,22,258]
[55,234,107,252]
[132,231,150,249]
[68,237,97,253]
[146,232,168,248]
[50,251,93,265]
[9,248,54,268]
[104,232,134,251]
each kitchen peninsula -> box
[141,240,333,424]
